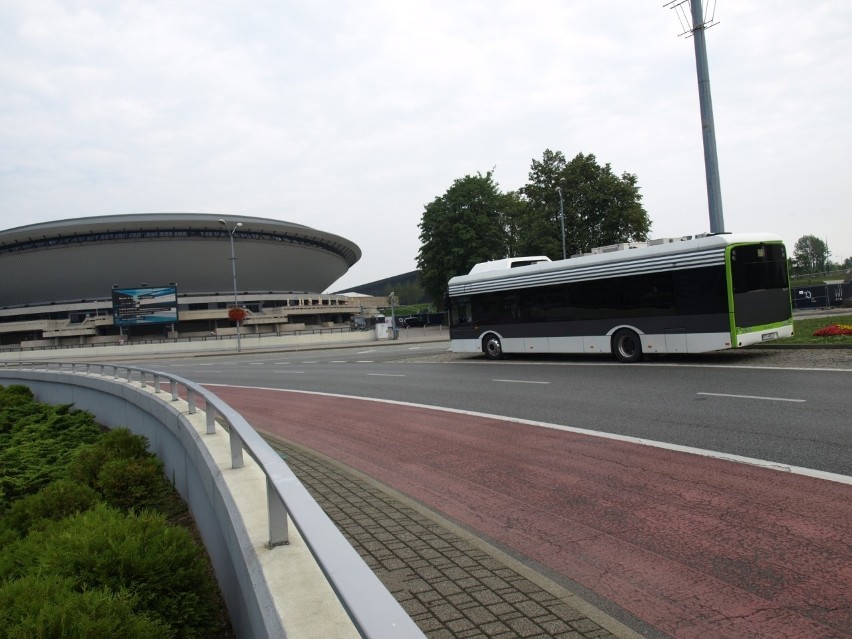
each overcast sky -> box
[1,1,850,293]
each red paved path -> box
[210,385,852,639]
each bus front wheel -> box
[612,329,643,363]
[483,334,504,360]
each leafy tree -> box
[417,171,509,305]
[793,235,831,273]
[518,150,651,258]
[415,151,651,305]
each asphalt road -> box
[128,343,852,477]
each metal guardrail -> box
[0,361,424,639]
[0,325,354,354]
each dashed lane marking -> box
[697,392,806,403]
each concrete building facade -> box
[0,213,377,348]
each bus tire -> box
[482,334,504,360]
[612,329,643,363]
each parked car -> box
[402,315,427,327]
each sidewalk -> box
[265,437,646,639]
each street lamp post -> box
[218,218,243,353]
[389,292,397,339]
[556,184,566,260]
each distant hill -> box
[334,270,428,303]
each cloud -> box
[1,0,850,294]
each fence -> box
[0,325,355,354]
[792,282,852,310]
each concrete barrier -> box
[0,328,378,362]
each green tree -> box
[793,235,831,273]
[518,150,651,258]
[417,171,509,305]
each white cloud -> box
[1,0,850,294]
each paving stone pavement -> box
[266,438,643,639]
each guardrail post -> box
[188,390,197,414]
[153,374,162,393]
[170,380,179,402]
[267,478,289,547]
[230,430,244,469]
[139,371,147,388]
[206,407,216,435]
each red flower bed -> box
[813,324,852,336]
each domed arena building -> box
[0,213,369,348]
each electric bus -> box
[446,233,793,362]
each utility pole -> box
[556,181,566,260]
[666,0,726,234]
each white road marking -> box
[356,360,374,363]
[493,379,550,385]
[329,360,347,363]
[301,361,319,364]
[697,392,806,403]
[357,350,376,354]
[248,362,265,366]
[367,373,406,377]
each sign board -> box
[112,286,179,326]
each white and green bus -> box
[447,233,793,362]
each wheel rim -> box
[485,337,502,358]
[618,334,636,358]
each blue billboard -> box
[112,286,179,326]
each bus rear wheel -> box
[483,334,504,360]
[612,329,643,363]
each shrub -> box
[1,479,99,537]
[70,427,152,488]
[0,574,173,639]
[96,457,166,511]
[0,504,219,638]
[99,427,152,460]
[0,393,102,511]
[0,385,39,434]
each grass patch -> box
[776,313,852,345]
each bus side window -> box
[451,298,471,325]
